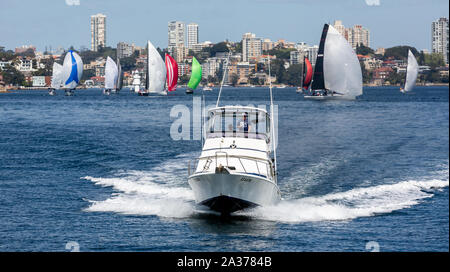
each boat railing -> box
[188,153,274,180]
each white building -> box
[117,42,134,58]
[201,57,223,79]
[242,33,262,62]
[306,45,319,66]
[15,58,35,72]
[187,23,199,49]
[432,17,449,64]
[351,25,370,49]
[333,20,370,49]
[32,76,46,87]
[168,21,185,53]
[91,13,106,52]
[0,61,12,71]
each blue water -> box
[0,86,448,252]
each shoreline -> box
[2,84,448,91]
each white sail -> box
[404,50,419,92]
[104,56,118,90]
[146,41,166,93]
[61,50,84,89]
[323,25,363,98]
[51,62,63,89]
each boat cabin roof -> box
[206,106,272,140]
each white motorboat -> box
[188,52,281,215]
[203,86,213,91]
[304,24,362,100]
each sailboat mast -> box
[216,50,231,107]
[268,56,277,179]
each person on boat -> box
[238,112,249,138]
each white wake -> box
[83,161,448,223]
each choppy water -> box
[0,86,448,251]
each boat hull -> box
[188,172,281,214]
[303,95,354,100]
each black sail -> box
[311,24,329,90]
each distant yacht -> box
[202,86,213,91]
[165,53,178,93]
[297,56,313,93]
[49,62,63,95]
[400,50,418,93]
[104,56,123,95]
[188,52,281,215]
[140,41,167,96]
[186,57,202,94]
[61,50,83,96]
[304,24,362,100]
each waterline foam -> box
[83,161,448,223]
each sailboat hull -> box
[188,172,281,214]
[303,94,355,101]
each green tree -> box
[285,64,302,86]
[356,44,375,55]
[1,64,24,86]
[263,48,296,60]
[120,56,137,72]
[384,46,419,60]
[81,69,96,81]
[230,73,238,86]
[268,59,286,83]
[423,53,445,68]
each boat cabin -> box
[206,106,272,142]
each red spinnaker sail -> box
[303,57,313,89]
[165,54,178,91]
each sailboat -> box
[304,24,362,100]
[49,62,63,95]
[188,52,281,215]
[104,56,118,95]
[61,50,83,96]
[400,50,418,93]
[165,53,178,92]
[297,56,313,93]
[139,41,167,96]
[186,56,202,94]
[111,57,123,94]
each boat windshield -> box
[206,107,270,140]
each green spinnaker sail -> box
[187,57,202,90]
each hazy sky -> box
[0,0,448,52]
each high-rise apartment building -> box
[91,13,106,52]
[187,23,199,49]
[117,42,134,59]
[168,21,185,53]
[432,17,449,64]
[242,33,262,62]
[332,20,370,49]
[351,25,370,49]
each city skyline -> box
[0,0,448,52]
